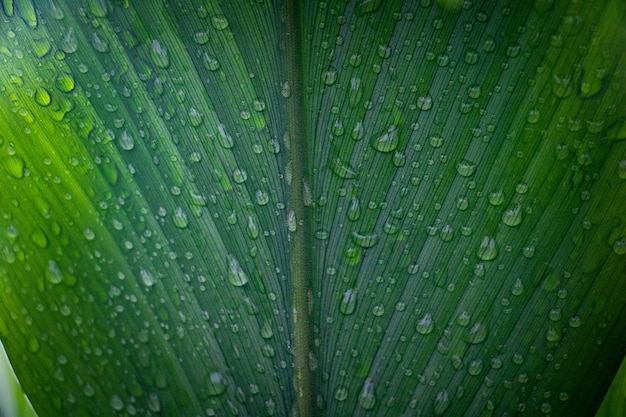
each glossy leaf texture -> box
[0,0,625,416]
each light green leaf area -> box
[0,1,625,416]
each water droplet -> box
[456,159,476,177]
[477,236,498,261]
[613,237,626,255]
[464,322,488,344]
[352,122,364,140]
[255,190,269,205]
[468,359,483,375]
[416,313,434,335]
[61,27,77,53]
[347,197,360,221]
[83,228,95,241]
[119,129,135,150]
[322,67,337,85]
[358,378,376,410]
[351,231,378,248]
[417,94,433,110]
[502,204,522,226]
[335,386,348,401]
[546,327,560,342]
[211,15,229,30]
[464,48,479,65]
[55,73,75,93]
[287,210,297,232]
[511,278,524,295]
[370,124,399,152]
[31,229,49,248]
[110,395,124,411]
[46,260,63,284]
[349,77,363,107]
[339,289,357,315]
[232,168,247,183]
[372,304,385,316]
[329,156,358,179]
[193,31,209,44]
[2,155,26,179]
[527,108,540,124]
[552,73,573,98]
[205,372,226,396]
[433,390,450,415]
[92,32,109,52]
[349,53,362,67]
[34,87,51,106]
[173,207,188,228]
[140,268,155,287]
[467,85,481,99]
[439,224,454,242]
[227,254,248,286]
[189,108,203,127]
[203,53,220,71]
[568,316,582,328]
[281,81,291,98]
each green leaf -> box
[1,0,625,416]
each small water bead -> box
[110,395,124,411]
[339,289,357,315]
[417,95,433,110]
[352,122,364,140]
[468,85,481,99]
[358,378,376,410]
[172,207,188,228]
[61,27,78,53]
[349,77,363,107]
[468,359,483,375]
[612,238,626,255]
[464,322,488,344]
[255,190,269,205]
[329,157,358,179]
[227,254,248,286]
[512,353,524,365]
[416,313,434,335]
[232,168,247,183]
[189,108,203,127]
[46,260,64,284]
[351,231,378,248]
[456,196,469,210]
[464,48,479,65]
[568,316,582,328]
[211,14,229,30]
[546,327,560,342]
[332,120,344,136]
[429,135,444,148]
[118,130,135,150]
[488,190,505,205]
[502,205,522,226]
[287,210,296,232]
[372,304,385,316]
[439,224,454,242]
[335,386,348,401]
[205,372,226,396]
[477,236,498,261]
[511,278,524,295]
[194,31,209,44]
[55,73,75,92]
[347,197,360,221]
[34,87,52,106]
[433,390,451,416]
[203,53,220,71]
[456,159,476,177]
[322,67,337,85]
[370,124,399,152]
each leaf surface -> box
[0,1,625,416]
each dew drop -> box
[349,77,363,108]
[335,386,348,401]
[502,204,522,226]
[227,254,249,286]
[110,395,124,411]
[205,372,226,396]
[613,237,626,255]
[370,124,399,152]
[322,67,337,85]
[172,207,188,228]
[255,190,269,205]
[140,268,155,287]
[416,313,434,335]
[232,168,247,183]
[477,236,498,261]
[456,159,476,177]
[339,289,357,315]
[464,322,488,344]
[351,231,379,248]
[358,378,376,410]
[352,122,364,140]
[329,156,358,179]
[34,87,51,106]
[211,15,229,30]
[468,359,483,375]
[92,32,109,52]
[511,278,524,295]
[46,260,63,284]
[119,129,135,151]
[61,27,77,53]
[193,31,209,45]
[287,210,297,232]
[203,53,220,71]
[347,197,360,221]
[433,390,450,416]
[417,94,433,110]
[189,108,203,127]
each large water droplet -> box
[173,207,188,228]
[477,236,498,261]
[61,27,77,53]
[339,289,357,315]
[119,129,135,150]
[416,313,434,335]
[464,322,488,344]
[502,204,522,226]
[34,87,51,106]
[227,254,248,286]
[140,268,155,287]
[358,378,376,410]
[329,156,358,179]
[46,260,63,284]
[347,197,360,221]
[433,390,450,415]
[352,231,378,248]
[349,77,363,107]
[456,159,476,177]
[370,125,399,153]
[205,372,226,396]
[211,15,229,30]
